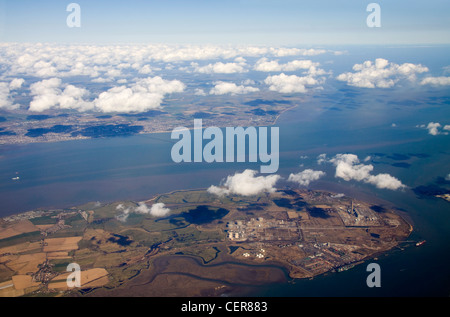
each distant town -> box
[0,97,298,145]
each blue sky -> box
[0,0,449,45]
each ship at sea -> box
[416,240,426,247]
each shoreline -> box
[0,186,414,297]
[0,104,300,147]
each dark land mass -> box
[26,125,74,137]
[26,115,53,121]
[71,124,144,138]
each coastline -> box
[0,103,300,147]
[0,186,414,297]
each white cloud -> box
[193,62,246,74]
[194,88,207,96]
[242,79,255,85]
[0,43,343,112]
[29,78,92,112]
[0,43,331,81]
[426,122,441,135]
[254,58,318,72]
[264,73,320,93]
[288,169,325,186]
[136,76,185,95]
[330,154,374,182]
[208,169,280,197]
[425,122,449,135]
[93,76,185,113]
[317,153,327,165]
[138,64,152,74]
[420,76,450,86]
[9,78,25,90]
[115,204,132,222]
[0,43,332,83]
[32,60,58,77]
[91,77,113,83]
[0,83,14,110]
[0,79,24,110]
[209,81,259,95]
[135,202,170,217]
[337,58,429,88]
[365,173,406,191]
[329,154,406,190]
[116,202,170,222]
[269,47,327,57]
[149,203,171,217]
[93,86,163,113]
[28,76,185,113]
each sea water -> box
[0,46,449,296]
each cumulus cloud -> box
[330,154,374,182]
[9,78,25,90]
[337,58,429,88]
[254,58,318,72]
[427,122,441,135]
[269,47,327,57]
[364,173,407,191]
[139,64,152,75]
[194,88,207,96]
[420,76,450,86]
[94,85,154,112]
[0,79,24,110]
[148,203,171,217]
[0,83,14,110]
[209,81,259,95]
[115,204,132,222]
[317,153,328,165]
[424,122,449,135]
[135,202,170,217]
[207,169,280,197]
[91,77,113,83]
[0,43,333,82]
[0,43,332,81]
[288,169,325,186]
[329,154,406,190]
[29,78,92,112]
[193,62,247,74]
[28,76,185,113]
[264,73,321,93]
[0,43,335,112]
[115,202,170,222]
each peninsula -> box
[0,188,412,297]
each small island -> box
[0,188,412,297]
